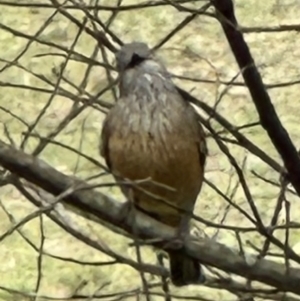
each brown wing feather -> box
[100,116,112,170]
[198,122,208,169]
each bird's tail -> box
[168,250,205,287]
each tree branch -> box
[0,140,300,293]
[212,0,300,195]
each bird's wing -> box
[100,114,112,170]
[174,86,208,171]
[198,121,208,169]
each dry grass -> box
[0,0,300,300]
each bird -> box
[100,42,207,286]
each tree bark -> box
[212,0,300,195]
[0,140,300,293]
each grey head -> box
[115,42,152,72]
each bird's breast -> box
[107,93,202,201]
[103,70,204,225]
[111,93,189,161]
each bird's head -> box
[115,42,171,98]
[115,42,152,72]
[115,42,168,75]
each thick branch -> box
[212,0,300,195]
[0,141,300,293]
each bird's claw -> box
[163,232,185,251]
[119,200,135,224]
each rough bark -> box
[0,140,300,294]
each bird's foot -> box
[163,228,186,251]
[119,200,136,225]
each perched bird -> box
[100,42,207,286]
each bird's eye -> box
[127,53,145,69]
